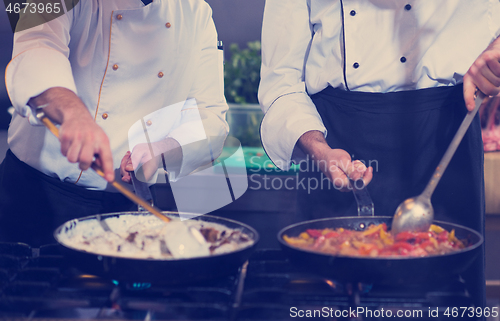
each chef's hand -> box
[297,130,373,192]
[120,138,183,183]
[120,147,160,184]
[28,87,115,182]
[463,36,500,110]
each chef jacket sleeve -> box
[167,5,229,180]
[258,0,327,171]
[5,7,77,126]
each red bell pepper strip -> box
[324,231,340,238]
[390,242,414,255]
[306,229,323,238]
[414,232,431,241]
[358,243,379,256]
[395,231,416,242]
[419,240,434,250]
[437,231,449,241]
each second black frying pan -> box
[278,216,482,285]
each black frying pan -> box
[54,212,259,284]
[278,216,482,285]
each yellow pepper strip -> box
[338,228,344,233]
[362,224,383,236]
[379,228,394,245]
[321,229,332,235]
[448,229,455,242]
[447,229,465,248]
[429,237,438,248]
[429,224,445,233]
[299,232,310,240]
[283,235,310,246]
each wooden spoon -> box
[36,111,170,223]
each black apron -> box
[297,84,485,309]
[0,150,136,246]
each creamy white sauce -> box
[56,214,253,259]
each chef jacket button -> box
[353,62,360,69]
[116,14,123,20]
[158,71,164,78]
[112,64,119,71]
[400,56,407,63]
[146,120,152,126]
[350,10,356,16]
[102,113,109,120]
[404,4,412,11]
[165,22,171,28]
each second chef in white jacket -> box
[259,0,500,313]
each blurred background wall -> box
[206,0,264,57]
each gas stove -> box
[0,242,473,320]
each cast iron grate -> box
[0,244,472,320]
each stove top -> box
[0,242,473,320]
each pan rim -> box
[277,216,483,261]
[54,211,259,262]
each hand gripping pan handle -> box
[351,179,374,216]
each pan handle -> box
[351,179,374,216]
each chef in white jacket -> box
[0,0,228,246]
[259,0,500,312]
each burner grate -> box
[0,244,473,321]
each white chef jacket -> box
[259,0,500,170]
[5,0,228,190]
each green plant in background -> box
[224,41,261,104]
[226,107,263,147]
[223,41,264,147]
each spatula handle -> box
[422,91,485,198]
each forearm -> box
[27,87,93,124]
[28,86,114,181]
[297,130,330,160]
[297,130,341,174]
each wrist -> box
[297,130,330,161]
[28,87,90,124]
